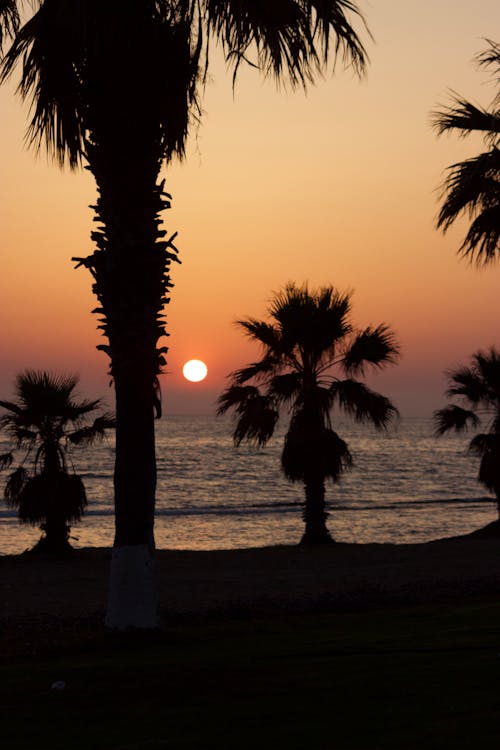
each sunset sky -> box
[0,0,499,417]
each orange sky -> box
[1,1,499,416]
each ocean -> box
[0,415,496,555]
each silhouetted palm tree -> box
[432,40,500,264]
[435,348,500,515]
[0,1,369,625]
[0,371,114,553]
[218,283,399,544]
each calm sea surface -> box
[0,415,496,555]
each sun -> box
[182,359,208,383]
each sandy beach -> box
[2,531,500,658]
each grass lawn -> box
[2,598,500,749]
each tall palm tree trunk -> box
[113,371,157,549]
[301,475,333,544]
[76,131,176,628]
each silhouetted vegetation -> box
[432,40,500,263]
[435,348,500,516]
[0,371,114,553]
[218,282,399,544]
[0,1,370,624]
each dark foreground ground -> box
[2,534,500,748]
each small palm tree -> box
[0,371,114,553]
[217,283,399,544]
[432,40,500,264]
[434,348,500,515]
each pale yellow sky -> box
[0,1,499,415]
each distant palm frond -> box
[434,405,480,435]
[331,378,398,428]
[217,385,279,446]
[269,372,302,405]
[231,356,278,385]
[445,365,489,403]
[343,324,400,375]
[237,319,282,351]
[4,466,29,507]
[67,413,116,445]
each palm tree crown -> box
[432,40,500,264]
[1,1,369,168]
[435,348,500,510]
[0,370,114,552]
[218,283,399,544]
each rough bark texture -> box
[73,80,178,626]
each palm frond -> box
[4,466,29,507]
[476,39,500,107]
[436,148,500,264]
[216,384,261,414]
[231,356,279,385]
[217,384,278,446]
[433,40,500,264]
[0,0,86,168]
[331,378,398,428]
[445,350,500,405]
[269,372,302,405]
[205,0,368,89]
[445,365,489,403]
[432,95,500,139]
[237,319,282,351]
[460,203,500,263]
[477,39,500,72]
[67,412,115,446]
[0,0,19,51]
[437,149,500,228]
[473,348,500,394]
[269,282,352,360]
[433,405,480,435]
[342,324,400,375]
[216,383,278,442]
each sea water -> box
[0,416,496,555]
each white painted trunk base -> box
[105,544,160,629]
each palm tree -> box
[0,371,114,553]
[432,40,500,264]
[217,283,399,544]
[0,1,370,626]
[434,348,500,516]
